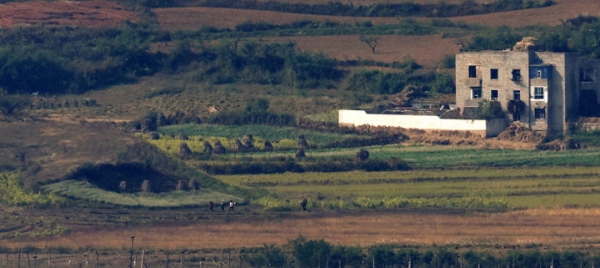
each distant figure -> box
[229,200,235,211]
[301,199,308,211]
[220,200,226,212]
[209,201,214,211]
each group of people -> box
[208,200,235,212]
[208,198,309,212]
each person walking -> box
[220,200,226,212]
[209,201,214,211]
[229,200,235,212]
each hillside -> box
[0,0,596,68]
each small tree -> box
[359,34,380,54]
[476,100,505,120]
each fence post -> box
[166,252,170,268]
[129,236,136,268]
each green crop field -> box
[217,165,600,210]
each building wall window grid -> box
[530,66,550,79]
[532,87,545,100]
[472,88,482,99]
[511,69,521,81]
[534,108,546,119]
[491,89,498,100]
[513,90,521,100]
[490,69,499,79]
[469,65,477,78]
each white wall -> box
[339,110,506,137]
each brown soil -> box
[5,207,600,252]
[0,0,136,28]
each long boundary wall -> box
[339,110,507,137]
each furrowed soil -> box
[4,206,600,252]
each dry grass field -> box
[5,208,600,252]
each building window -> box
[491,90,498,100]
[513,90,521,100]
[533,87,545,100]
[511,69,521,81]
[581,68,596,82]
[472,88,482,99]
[491,69,499,79]
[469,66,477,78]
[534,108,546,119]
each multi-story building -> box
[455,43,600,134]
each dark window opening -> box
[511,69,521,81]
[491,69,499,79]
[580,68,596,82]
[513,90,521,100]
[468,66,477,78]
[533,87,544,100]
[472,88,482,99]
[534,108,546,119]
[491,90,498,100]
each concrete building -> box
[455,46,600,134]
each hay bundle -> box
[180,142,192,157]
[213,140,227,154]
[513,37,537,52]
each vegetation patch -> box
[42,180,240,207]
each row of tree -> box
[246,236,596,268]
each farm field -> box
[3,0,600,266]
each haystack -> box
[513,37,537,52]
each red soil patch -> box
[153,7,400,31]
[449,0,600,28]
[154,0,600,30]
[264,34,461,67]
[153,0,600,67]
[0,0,136,28]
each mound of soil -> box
[497,123,545,144]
